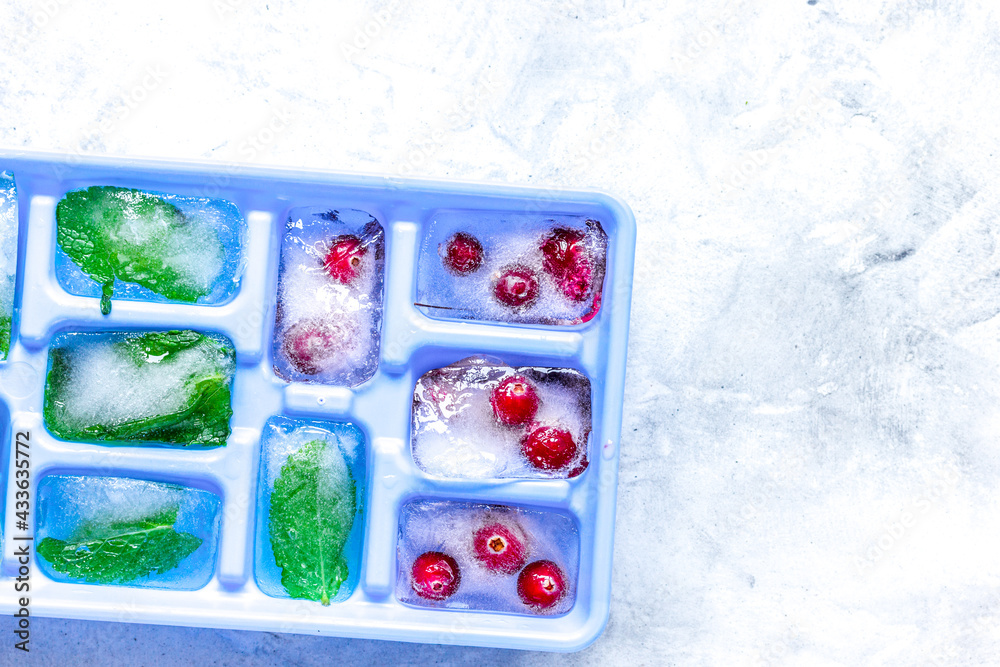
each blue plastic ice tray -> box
[0,150,635,652]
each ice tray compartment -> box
[43,330,236,448]
[396,499,580,615]
[416,210,607,325]
[0,152,635,653]
[34,474,222,590]
[272,207,385,386]
[54,186,247,311]
[411,355,592,480]
[254,416,367,604]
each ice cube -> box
[415,212,607,325]
[35,475,221,590]
[55,186,246,314]
[43,330,236,447]
[0,172,16,358]
[271,208,385,386]
[254,416,366,604]
[396,500,579,615]
[411,355,592,479]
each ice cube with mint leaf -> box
[35,475,220,590]
[55,185,244,315]
[255,417,365,605]
[43,330,236,447]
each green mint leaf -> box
[116,329,210,364]
[56,186,224,314]
[43,331,234,447]
[37,506,202,584]
[0,313,10,359]
[269,439,356,605]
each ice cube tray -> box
[0,150,635,652]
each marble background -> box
[2,0,1000,664]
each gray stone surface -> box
[3,0,1000,664]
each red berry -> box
[521,425,578,471]
[556,264,593,303]
[281,319,347,375]
[411,551,461,601]
[494,265,540,309]
[517,560,567,610]
[441,232,484,275]
[473,523,526,574]
[541,228,593,302]
[323,235,367,285]
[541,228,586,276]
[490,376,540,426]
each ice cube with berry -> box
[396,500,578,615]
[411,355,591,479]
[272,208,385,386]
[415,212,607,325]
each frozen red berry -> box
[323,235,367,284]
[541,228,586,276]
[493,265,540,309]
[521,425,578,471]
[490,376,540,426]
[541,228,593,302]
[556,263,593,303]
[441,232,484,275]
[281,319,348,375]
[411,551,461,601]
[517,560,567,610]
[473,523,526,574]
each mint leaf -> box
[0,313,10,359]
[37,505,202,584]
[76,375,233,446]
[56,186,224,314]
[43,331,235,447]
[125,330,205,359]
[269,439,356,605]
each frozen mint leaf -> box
[130,330,204,358]
[269,439,356,605]
[43,331,235,447]
[0,313,10,359]
[76,375,233,447]
[56,186,225,314]
[37,506,202,584]
[115,329,226,365]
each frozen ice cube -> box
[254,416,366,604]
[0,172,16,358]
[55,186,246,314]
[35,475,221,590]
[415,211,607,325]
[396,500,579,615]
[411,355,592,479]
[271,208,385,386]
[43,330,236,447]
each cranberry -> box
[410,551,461,601]
[541,228,593,302]
[493,265,540,309]
[473,522,526,574]
[490,376,540,426]
[541,228,586,277]
[556,264,593,303]
[521,425,577,471]
[517,560,567,610]
[441,232,484,275]
[323,235,367,285]
[280,319,347,375]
